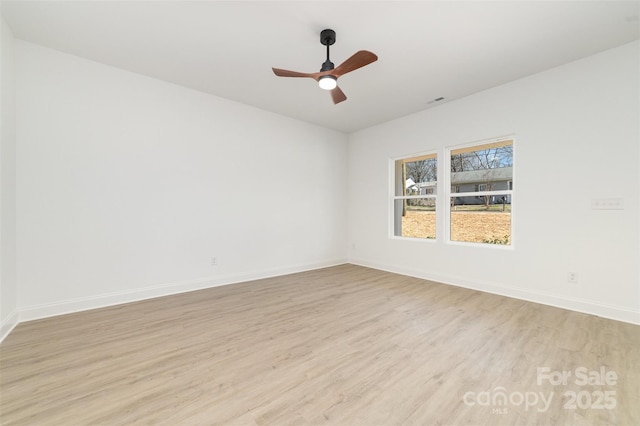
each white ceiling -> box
[2,1,639,133]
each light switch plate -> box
[591,198,624,210]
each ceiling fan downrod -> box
[320,29,335,71]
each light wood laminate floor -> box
[1,264,638,425]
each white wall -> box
[348,41,640,324]
[0,16,18,340]
[4,37,638,343]
[15,41,348,320]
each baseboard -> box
[6,257,635,345]
[349,258,640,326]
[0,310,19,343]
[17,258,348,324]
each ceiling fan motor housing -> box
[321,61,334,71]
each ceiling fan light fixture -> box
[318,75,337,90]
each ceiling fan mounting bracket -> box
[320,29,336,46]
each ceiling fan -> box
[272,29,378,104]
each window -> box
[392,153,437,239]
[391,138,513,246]
[448,139,513,245]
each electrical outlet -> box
[567,272,578,284]
[211,257,217,266]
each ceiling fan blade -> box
[332,50,378,78]
[330,86,347,104]
[272,68,319,79]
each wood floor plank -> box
[1,264,638,425]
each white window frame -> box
[390,136,514,248]
[390,151,438,241]
[444,136,515,248]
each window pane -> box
[450,196,511,245]
[394,199,436,239]
[451,141,513,192]
[396,155,437,197]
